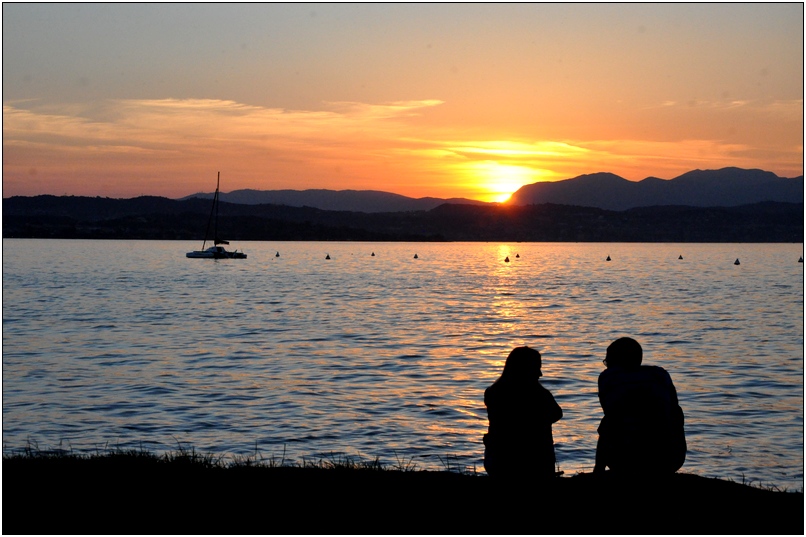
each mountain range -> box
[180,189,488,213]
[180,167,803,212]
[506,167,803,211]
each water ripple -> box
[2,240,803,489]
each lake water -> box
[3,239,803,490]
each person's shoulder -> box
[484,382,499,402]
[638,365,677,390]
[535,380,552,393]
[641,365,672,378]
[598,367,615,383]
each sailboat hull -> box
[186,246,247,259]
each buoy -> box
[799,256,803,263]
[371,252,375,257]
[276,251,280,257]
[414,254,418,259]
[516,253,520,258]
[678,255,683,260]
[606,255,611,261]
[504,256,510,263]
[326,254,331,260]
[734,258,740,265]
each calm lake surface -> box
[3,239,803,489]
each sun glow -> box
[473,162,542,203]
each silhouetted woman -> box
[483,346,563,478]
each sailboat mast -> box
[214,171,220,245]
[200,171,219,251]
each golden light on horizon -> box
[438,140,586,202]
[472,162,543,203]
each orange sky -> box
[3,4,803,202]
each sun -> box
[473,162,539,203]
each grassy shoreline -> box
[3,448,803,534]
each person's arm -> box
[593,434,607,473]
[594,373,608,473]
[667,376,685,428]
[542,387,563,423]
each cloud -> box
[4,98,445,151]
[759,99,803,120]
[324,100,445,119]
[391,135,800,185]
[2,96,802,198]
[389,139,592,165]
[561,138,806,180]
[650,97,802,119]
[2,98,450,196]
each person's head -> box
[604,337,642,368]
[500,346,542,381]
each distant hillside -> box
[506,168,804,210]
[180,189,490,213]
[4,194,802,243]
[176,168,803,212]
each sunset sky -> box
[3,3,803,202]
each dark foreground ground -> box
[3,453,803,535]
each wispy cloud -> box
[650,97,802,118]
[390,137,777,182]
[4,98,444,149]
[2,98,447,196]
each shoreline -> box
[4,451,802,534]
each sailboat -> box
[186,172,247,259]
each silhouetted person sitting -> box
[483,346,563,479]
[593,337,686,475]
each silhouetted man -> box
[593,337,686,474]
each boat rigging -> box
[186,172,247,259]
